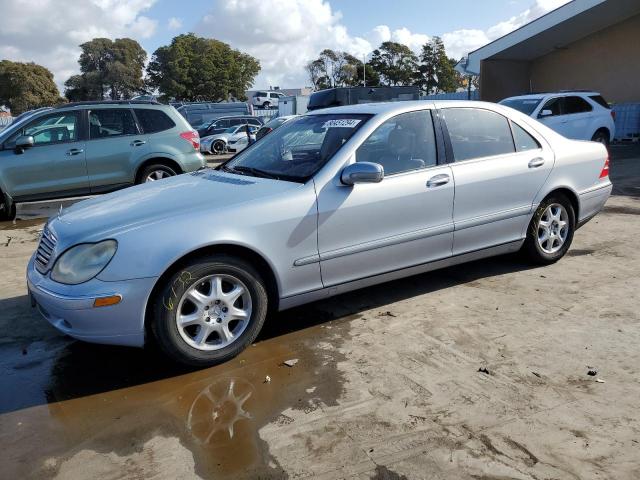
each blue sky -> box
[0,0,569,91]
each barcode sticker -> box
[322,119,361,128]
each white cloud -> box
[0,0,158,92]
[168,17,183,30]
[196,0,569,89]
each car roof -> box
[310,100,504,116]
[502,91,601,101]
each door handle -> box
[426,174,450,188]
[130,140,146,147]
[528,157,545,168]
[66,148,84,156]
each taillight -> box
[610,110,616,121]
[180,131,199,150]
[599,156,610,179]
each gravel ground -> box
[0,146,638,480]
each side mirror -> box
[15,135,34,153]
[538,109,553,118]
[341,161,384,185]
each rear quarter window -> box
[134,109,176,133]
[589,95,610,109]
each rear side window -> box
[564,96,593,114]
[589,95,610,109]
[442,108,515,161]
[89,109,137,138]
[255,91,267,97]
[511,122,541,152]
[134,109,175,133]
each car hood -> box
[50,169,300,242]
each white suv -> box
[252,91,286,109]
[500,91,615,145]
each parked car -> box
[255,115,298,141]
[200,124,259,154]
[27,101,611,366]
[175,102,254,129]
[500,91,615,145]
[0,101,204,220]
[197,116,262,138]
[307,86,421,111]
[252,91,285,109]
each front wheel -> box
[522,194,575,264]
[0,192,16,221]
[212,140,226,154]
[151,254,268,367]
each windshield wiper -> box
[230,165,280,180]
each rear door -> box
[562,96,594,140]
[441,107,553,254]
[0,111,89,201]
[85,108,146,191]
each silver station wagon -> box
[27,101,612,366]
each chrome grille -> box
[35,226,57,273]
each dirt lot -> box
[0,146,639,480]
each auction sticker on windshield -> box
[322,119,361,128]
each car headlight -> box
[51,240,117,285]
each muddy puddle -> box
[0,301,358,479]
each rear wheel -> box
[139,164,177,184]
[262,101,271,109]
[591,129,609,146]
[523,194,575,264]
[151,254,268,367]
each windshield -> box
[500,98,543,115]
[223,114,370,182]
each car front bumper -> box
[26,255,157,347]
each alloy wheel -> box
[176,274,252,351]
[537,203,569,254]
[145,170,171,182]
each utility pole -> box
[363,54,366,87]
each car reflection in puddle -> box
[187,378,253,442]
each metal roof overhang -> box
[459,0,640,75]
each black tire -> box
[591,129,609,146]
[212,140,226,155]
[137,164,177,184]
[262,101,271,109]
[151,254,268,367]
[0,193,16,221]
[522,194,575,265]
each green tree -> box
[147,34,260,102]
[369,42,419,86]
[64,37,147,101]
[417,37,462,94]
[0,60,62,115]
[306,50,380,90]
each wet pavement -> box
[1,146,639,479]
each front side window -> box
[224,114,370,182]
[442,108,515,161]
[356,110,437,175]
[6,112,78,147]
[539,97,563,117]
[89,109,137,138]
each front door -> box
[0,111,89,201]
[440,107,553,254]
[317,109,454,287]
[537,97,572,137]
[85,108,148,190]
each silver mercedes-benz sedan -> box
[27,101,612,366]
